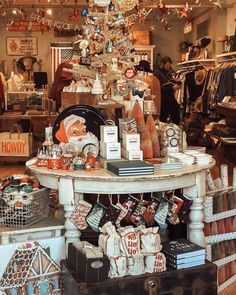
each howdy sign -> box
[0,132,31,157]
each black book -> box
[162,239,205,259]
[107,160,154,176]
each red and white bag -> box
[140,227,162,254]
[109,256,127,278]
[145,253,166,273]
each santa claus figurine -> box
[55,114,98,153]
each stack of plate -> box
[194,153,213,165]
[169,153,195,166]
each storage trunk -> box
[61,259,217,295]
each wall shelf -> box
[205,232,236,244]
[218,273,236,293]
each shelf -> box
[218,273,236,293]
[205,232,236,244]
[204,208,236,223]
[214,253,236,267]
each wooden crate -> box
[132,31,151,45]
[61,92,96,109]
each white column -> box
[58,177,81,255]
[183,170,206,247]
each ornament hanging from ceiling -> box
[113,0,140,12]
[159,3,169,16]
[70,7,79,21]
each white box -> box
[100,142,121,160]
[122,133,140,150]
[121,148,143,161]
[100,125,118,143]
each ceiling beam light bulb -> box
[47,8,52,15]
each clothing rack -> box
[177,59,215,69]
[217,51,236,63]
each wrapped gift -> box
[68,242,110,283]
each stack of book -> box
[162,239,205,269]
[107,160,154,176]
[146,158,183,170]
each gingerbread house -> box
[0,242,62,295]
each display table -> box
[26,160,215,248]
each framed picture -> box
[6,36,38,56]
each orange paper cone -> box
[211,221,218,235]
[146,114,160,158]
[217,219,226,234]
[203,222,211,236]
[129,100,145,133]
[140,125,153,159]
[224,217,233,233]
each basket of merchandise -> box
[0,175,50,228]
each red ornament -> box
[139,14,145,23]
[179,8,188,18]
[70,8,79,22]
[159,3,169,16]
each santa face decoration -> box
[124,67,136,79]
[55,114,99,154]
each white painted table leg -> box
[64,205,81,255]
[58,177,81,254]
[183,170,206,247]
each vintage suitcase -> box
[61,259,217,295]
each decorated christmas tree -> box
[63,0,151,103]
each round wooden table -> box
[26,160,215,249]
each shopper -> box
[155,56,181,125]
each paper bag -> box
[0,131,32,157]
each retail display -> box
[2,0,236,293]
[203,165,236,292]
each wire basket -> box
[0,188,50,228]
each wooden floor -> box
[0,150,236,295]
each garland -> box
[30,12,80,31]
[30,8,152,31]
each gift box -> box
[122,134,140,151]
[100,142,121,160]
[100,125,118,143]
[121,148,143,161]
[68,243,110,283]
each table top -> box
[26,158,214,182]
